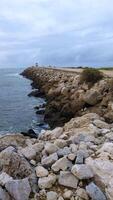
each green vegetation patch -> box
[80,68,103,85]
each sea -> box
[0,67,46,134]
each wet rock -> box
[35,166,48,177]
[86,182,106,200]
[21,129,38,138]
[36,108,45,115]
[51,157,72,172]
[38,174,56,189]
[41,153,58,167]
[71,164,94,180]
[58,171,78,189]
[5,178,31,200]
[28,90,44,97]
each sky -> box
[0,0,113,68]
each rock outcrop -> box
[21,67,113,128]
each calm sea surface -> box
[0,68,45,134]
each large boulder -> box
[0,172,13,186]
[86,156,113,200]
[41,153,58,167]
[45,143,59,155]
[51,157,72,172]
[5,178,31,200]
[71,164,94,180]
[86,182,106,200]
[0,147,32,178]
[58,171,78,189]
[20,142,44,160]
[0,186,11,200]
[83,89,102,105]
[35,166,48,177]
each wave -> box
[5,73,20,77]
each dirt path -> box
[51,67,113,78]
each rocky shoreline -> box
[0,67,113,199]
[21,67,113,128]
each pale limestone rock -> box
[105,179,113,200]
[71,164,94,180]
[0,148,32,178]
[63,190,73,199]
[76,188,89,200]
[45,143,59,155]
[51,127,63,139]
[38,174,56,189]
[86,157,113,189]
[58,197,64,200]
[20,146,36,160]
[20,143,44,160]
[0,172,13,186]
[41,153,58,167]
[0,186,11,200]
[70,144,78,153]
[58,171,78,189]
[5,178,31,200]
[30,159,36,166]
[47,191,58,200]
[97,142,113,157]
[35,166,48,177]
[54,139,67,148]
[86,182,106,200]
[93,119,110,129]
[83,89,102,106]
[33,142,44,152]
[51,157,72,172]
[57,147,71,157]
[68,153,76,161]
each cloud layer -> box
[0,0,113,67]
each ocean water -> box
[0,68,45,134]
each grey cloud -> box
[0,0,113,67]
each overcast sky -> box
[0,0,113,68]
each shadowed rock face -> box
[22,67,113,128]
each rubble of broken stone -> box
[0,113,113,199]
